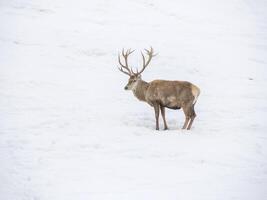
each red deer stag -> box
[118,47,200,130]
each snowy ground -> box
[1,0,267,199]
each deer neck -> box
[132,79,149,102]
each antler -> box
[118,49,135,76]
[117,47,156,76]
[133,47,157,76]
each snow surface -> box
[1,0,267,199]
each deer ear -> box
[137,74,142,78]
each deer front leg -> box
[160,105,168,130]
[153,103,160,130]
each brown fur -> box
[118,47,200,130]
[125,77,200,130]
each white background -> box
[0,0,267,199]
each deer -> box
[117,47,200,130]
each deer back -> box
[145,80,199,108]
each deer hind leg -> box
[182,116,190,129]
[182,105,191,129]
[160,105,168,130]
[153,102,160,130]
[187,105,196,130]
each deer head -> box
[118,47,156,90]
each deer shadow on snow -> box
[122,110,189,131]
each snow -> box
[0,0,267,199]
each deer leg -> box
[187,106,196,130]
[153,103,160,130]
[160,105,168,130]
[182,116,190,129]
[182,106,190,129]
